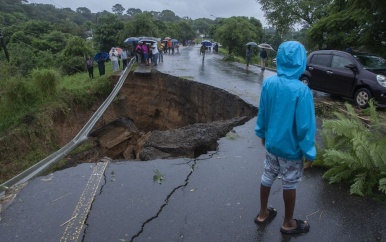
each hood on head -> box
[276,41,306,79]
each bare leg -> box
[282,189,297,229]
[257,184,271,221]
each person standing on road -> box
[246,45,252,67]
[167,40,172,54]
[135,43,142,64]
[151,43,159,66]
[142,43,149,65]
[121,47,128,70]
[200,44,206,55]
[254,41,316,236]
[158,42,164,62]
[260,48,267,70]
[200,43,206,62]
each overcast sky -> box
[29,0,267,25]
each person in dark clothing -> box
[85,56,94,79]
[260,49,268,70]
[96,53,106,76]
[246,46,252,67]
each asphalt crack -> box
[130,151,218,242]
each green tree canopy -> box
[130,13,160,38]
[112,4,125,16]
[93,13,124,51]
[256,0,329,35]
[307,0,386,56]
[126,8,142,18]
[214,17,263,56]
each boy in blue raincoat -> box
[254,41,316,235]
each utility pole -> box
[0,29,10,62]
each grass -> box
[0,63,116,184]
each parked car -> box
[300,50,386,108]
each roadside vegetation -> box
[314,101,386,202]
[0,1,385,201]
[0,67,113,184]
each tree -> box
[192,18,213,36]
[159,10,179,22]
[214,17,262,56]
[126,8,142,18]
[307,0,386,56]
[112,4,125,16]
[256,0,329,35]
[176,20,195,43]
[130,13,159,38]
[93,13,124,51]
[62,36,93,75]
[76,7,92,20]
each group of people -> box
[134,42,160,66]
[246,46,267,70]
[161,39,179,55]
[85,46,131,79]
[109,47,130,71]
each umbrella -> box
[171,39,179,43]
[110,47,122,55]
[165,37,171,40]
[124,37,139,44]
[93,52,108,61]
[138,39,157,44]
[246,42,258,47]
[258,43,275,50]
[201,40,212,47]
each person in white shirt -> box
[109,47,119,71]
[151,43,159,66]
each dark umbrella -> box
[171,39,179,43]
[246,42,258,47]
[201,40,212,47]
[124,37,139,44]
[93,52,109,62]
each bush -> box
[60,55,86,75]
[313,101,386,201]
[31,68,61,99]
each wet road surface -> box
[0,46,385,242]
[155,45,275,106]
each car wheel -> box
[300,77,309,86]
[354,88,371,108]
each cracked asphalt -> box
[0,46,385,242]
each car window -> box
[310,54,330,67]
[353,55,386,69]
[331,55,352,69]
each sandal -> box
[280,219,310,235]
[254,207,277,225]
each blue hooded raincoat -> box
[255,41,316,161]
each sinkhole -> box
[72,70,257,164]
